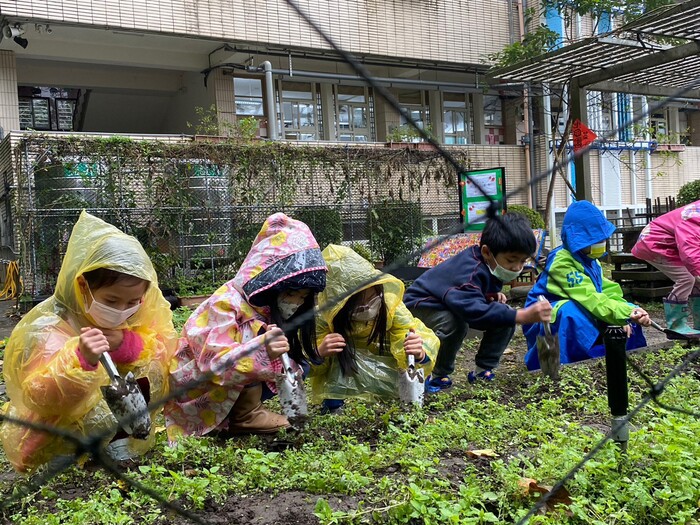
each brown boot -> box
[227,384,290,434]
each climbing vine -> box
[13,134,473,295]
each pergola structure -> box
[490,0,700,201]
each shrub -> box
[349,243,375,263]
[293,206,343,249]
[677,180,700,206]
[368,200,425,264]
[506,204,545,229]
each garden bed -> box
[1,302,699,524]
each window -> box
[280,82,319,141]
[18,86,78,131]
[234,78,264,116]
[335,86,371,142]
[443,93,473,145]
[484,95,502,127]
[484,95,504,145]
[19,98,51,130]
[397,89,429,141]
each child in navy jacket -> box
[404,213,551,392]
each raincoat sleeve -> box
[11,318,106,419]
[310,316,333,377]
[182,298,275,386]
[387,302,438,375]
[547,252,634,325]
[677,214,700,277]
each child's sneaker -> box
[425,375,453,394]
[467,369,495,384]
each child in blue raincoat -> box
[524,201,652,370]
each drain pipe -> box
[261,61,278,140]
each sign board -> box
[572,119,597,152]
[458,167,505,231]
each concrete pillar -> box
[319,83,334,141]
[375,94,400,142]
[0,51,20,137]
[428,90,443,142]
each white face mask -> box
[488,261,522,283]
[85,286,141,328]
[277,296,303,320]
[352,295,383,322]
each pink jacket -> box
[165,213,327,439]
[632,200,700,276]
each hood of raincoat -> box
[317,244,404,328]
[232,213,327,306]
[52,211,167,327]
[561,200,616,254]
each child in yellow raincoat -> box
[311,245,439,413]
[0,211,177,472]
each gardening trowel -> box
[99,352,151,439]
[536,295,560,380]
[276,352,308,430]
[647,319,700,341]
[398,354,425,406]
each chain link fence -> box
[7,136,481,299]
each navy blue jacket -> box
[403,245,517,330]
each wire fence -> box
[2,0,700,523]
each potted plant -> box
[385,125,437,151]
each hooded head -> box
[232,213,327,364]
[233,213,327,307]
[561,201,615,255]
[54,211,168,330]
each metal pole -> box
[603,325,629,452]
[261,61,278,140]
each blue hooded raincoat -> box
[523,201,646,369]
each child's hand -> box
[490,292,508,304]
[78,327,110,366]
[101,329,124,352]
[403,331,425,361]
[630,308,651,327]
[264,324,289,360]
[623,324,633,338]
[319,333,346,358]
[515,300,552,325]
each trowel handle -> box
[407,354,416,370]
[537,295,553,337]
[280,352,296,381]
[99,352,120,381]
[649,319,666,333]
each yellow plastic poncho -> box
[311,244,438,403]
[0,211,177,472]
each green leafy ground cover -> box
[2,334,699,524]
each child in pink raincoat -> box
[632,200,700,338]
[165,213,327,439]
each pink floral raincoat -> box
[165,213,327,439]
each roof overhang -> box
[489,0,700,99]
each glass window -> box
[443,93,472,145]
[280,82,319,141]
[335,86,371,141]
[234,78,264,116]
[484,95,503,126]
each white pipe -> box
[642,96,653,200]
[262,61,278,140]
[543,83,557,247]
